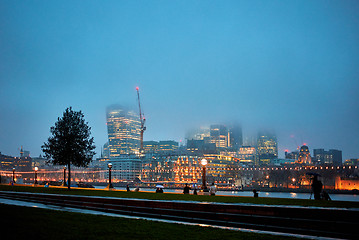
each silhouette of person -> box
[253,189,258,198]
[183,183,190,194]
[126,184,130,192]
[156,187,163,193]
[209,183,217,196]
[322,190,331,201]
[311,175,323,200]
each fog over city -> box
[1,1,358,160]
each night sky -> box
[1,1,358,160]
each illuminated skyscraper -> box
[106,105,141,157]
[257,131,278,165]
[210,124,228,148]
[228,124,243,150]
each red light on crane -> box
[136,86,139,91]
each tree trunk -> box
[68,163,71,190]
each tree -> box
[42,107,96,189]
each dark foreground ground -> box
[0,204,297,240]
[1,184,358,208]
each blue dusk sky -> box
[0,1,358,159]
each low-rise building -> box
[106,156,141,181]
[335,176,359,190]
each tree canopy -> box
[42,107,96,188]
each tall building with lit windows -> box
[106,105,141,157]
[210,124,228,148]
[257,131,278,165]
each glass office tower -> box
[106,105,141,157]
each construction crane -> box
[136,86,146,153]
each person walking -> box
[209,183,217,196]
[183,183,190,194]
[311,175,323,200]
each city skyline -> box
[1,1,359,159]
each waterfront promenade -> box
[1,184,359,239]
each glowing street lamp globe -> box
[34,167,38,171]
[201,159,208,166]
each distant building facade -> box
[297,145,312,164]
[210,124,228,148]
[271,158,296,166]
[0,152,14,171]
[228,124,243,150]
[143,141,159,153]
[106,156,142,181]
[158,140,179,153]
[257,131,278,165]
[102,142,110,158]
[237,146,256,165]
[335,176,359,190]
[186,127,210,140]
[0,152,32,172]
[106,105,141,157]
[313,149,342,165]
[344,159,359,166]
[186,139,216,154]
[32,155,48,168]
[285,150,299,161]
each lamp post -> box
[62,166,67,186]
[12,168,15,184]
[201,159,208,191]
[34,167,38,185]
[107,163,113,189]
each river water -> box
[94,186,359,202]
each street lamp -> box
[62,166,67,186]
[34,167,38,185]
[201,159,208,191]
[107,163,113,189]
[12,168,15,184]
[292,178,296,187]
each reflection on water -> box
[290,193,297,198]
[94,186,358,202]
